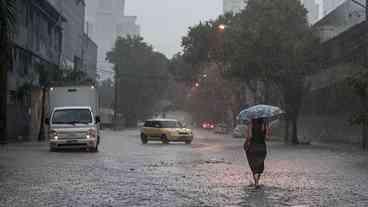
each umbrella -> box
[238,104,284,121]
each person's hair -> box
[252,118,266,133]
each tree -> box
[226,0,320,144]
[106,36,169,127]
[0,0,16,143]
[98,78,114,109]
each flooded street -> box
[0,129,368,207]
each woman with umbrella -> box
[239,105,283,188]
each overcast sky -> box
[124,0,324,58]
[125,0,223,58]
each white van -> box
[46,86,100,152]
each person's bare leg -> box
[258,174,262,184]
[252,173,257,186]
[255,173,261,187]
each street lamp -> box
[218,24,226,31]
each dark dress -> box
[245,126,267,174]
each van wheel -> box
[141,134,148,144]
[185,140,192,145]
[49,147,56,152]
[89,145,99,153]
[161,135,169,144]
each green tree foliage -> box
[179,0,320,144]
[182,22,213,66]
[169,53,197,82]
[0,0,16,143]
[231,0,320,144]
[106,36,169,126]
[98,78,114,109]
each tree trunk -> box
[0,63,7,144]
[38,87,46,141]
[284,118,289,144]
[362,121,367,150]
[360,95,368,150]
[291,115,299,145]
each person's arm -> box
[266,124,272,141]
[244,125,251,149]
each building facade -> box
[323,0,346,16]
[82,34,98,81]
[47,0,86,70]
[314,0,365,42]
[48,0,98,81]
[223,0,246,14]
[85,0,140,79]
[300,0,320,24]
[7,0,64,140]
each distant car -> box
[232,124,248,138]
[201,121,215,129]
[140,119,193,144]
[214,123,228,134]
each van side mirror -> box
[45,118,50,125]
[95,116,101,123]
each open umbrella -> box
[238,104,284,122]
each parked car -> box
[140,119,193,144]
[214,123,228,134]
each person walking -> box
[244,118,269,187]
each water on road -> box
[0,129,368,207]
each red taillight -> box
[210,125,215,129]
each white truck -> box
[45,85,101,152]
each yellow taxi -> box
[140,119,193,144]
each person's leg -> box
[255,173,261,186]
[252,172,257,186]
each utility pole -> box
[114,76,118,130]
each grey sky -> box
[125,0,222,58]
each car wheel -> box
[49,147,56,152]
[89,145,99,153]
[141,134,148,144]
[161,135,169,144]
[185,140,192,145]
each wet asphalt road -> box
[0,129,368,207]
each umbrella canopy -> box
[238,104,284,121]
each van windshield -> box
[52,109,93,125]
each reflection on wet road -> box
[0,129,368,206]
